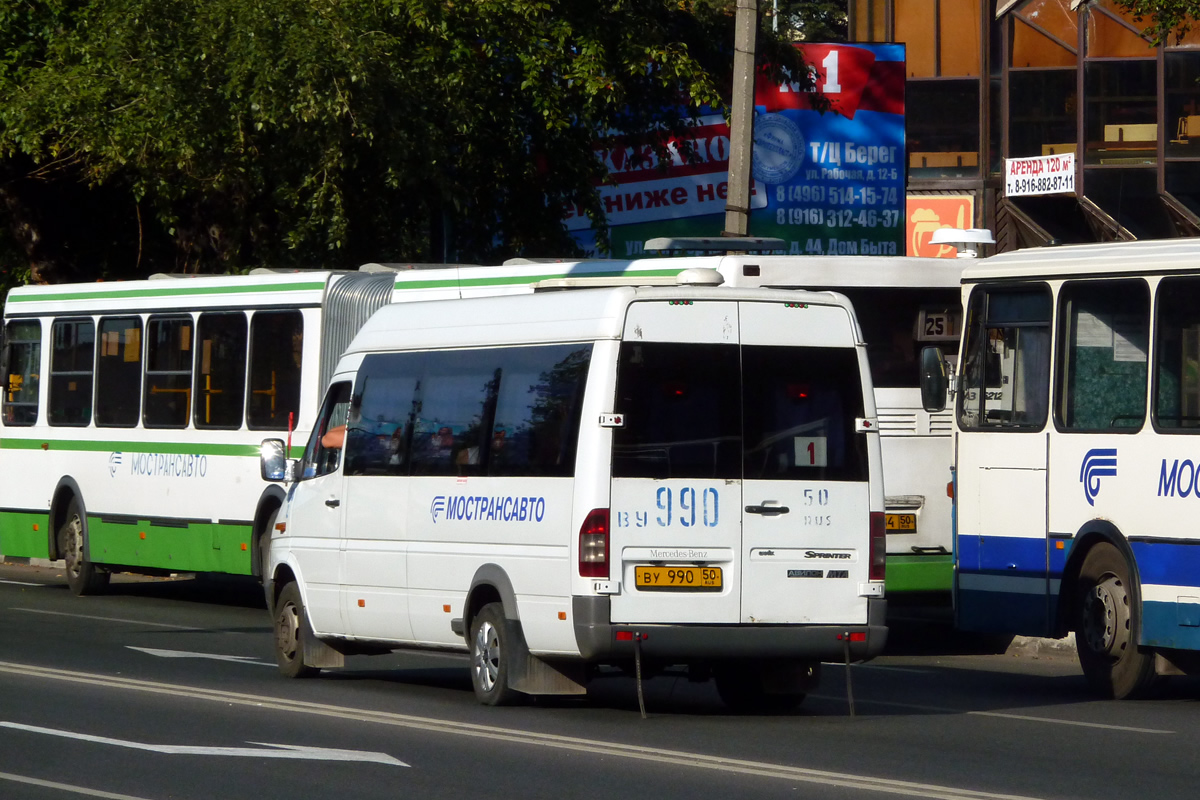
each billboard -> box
[567,43,906,259]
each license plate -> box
[634,565,722,592]
[886,513,916,532]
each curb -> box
[1008,633,1076,656]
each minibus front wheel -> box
[274,582,320,679]
[1074,543,1155,699]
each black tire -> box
[274,582,319,679]
[469,602,521,706]
[714,662,809,713]
[1074,543,1156,699]
[58,498,109,596]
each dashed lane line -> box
[0,659,1051,800]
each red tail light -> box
[579,508,609,578]
[869,511,886,581]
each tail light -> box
[869,511,886,581]
[579,508,609,578]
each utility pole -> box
[723,0,757,237]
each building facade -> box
[851,0,1200,252]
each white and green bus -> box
[0,261,683,594]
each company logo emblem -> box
[108,452,122,477]
[751,113,805,185]
[430,496,446,523]
[1080,448,1117,506]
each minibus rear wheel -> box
[1074,543,1155,699]
[470,603,520,706]
[274,582,319,679]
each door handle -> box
[745,504,789,515]
[325,499,340,508]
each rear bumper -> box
[572,596,887,662]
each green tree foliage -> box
[1114,1,1197,45]
[0,0,806,283]
[772,0,847,42]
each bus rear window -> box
[613,342,742,480]
[742,346,868,481]
[613,342,868,482]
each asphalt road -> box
[1,561,1198,800]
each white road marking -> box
[0,579,43,587]
[127,646,274,666]
[0,721,408,766]
[0,659,1053,800]
[11,607,202,630]
[810,695,1173,734]
[0,770,154,800]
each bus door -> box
[609,300,742,625]
[740,302,873,625]
[955,285,1053,635]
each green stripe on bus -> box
[7,281,328,303]
[391,268,684,291]
[88,517,254,576]
[0,510,52,560]
[0,438,261,457]
[885,553,954,594]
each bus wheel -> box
[59,498,109,596]
[1074,544,1155,699]
[714,662,807,713]
[274,582,319,679]
[469,602,520,706]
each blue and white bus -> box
[923,238,1200,698]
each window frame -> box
[143,314,195,430]
[1053,278,1150,433]
[48,317,96,428]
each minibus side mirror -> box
[919,346,948,412]
[260,439,296,482]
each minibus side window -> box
[613,342,741,480]
[958,286,1052,430]
[489,344,591,478]
[742,345,868,482]
[1154,276,1200,430]
[302,381,351,479]
[345,353,420,476]
[1056,279,1149,431]
[407,350,500,477]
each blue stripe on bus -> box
[1143,600,1200,650]
[1129,540,1200,587]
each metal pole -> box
[723,0,757,238]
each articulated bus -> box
[0,261,676,594]
[922,238,1200,698]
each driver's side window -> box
[302,381,351,479]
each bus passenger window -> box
[1057,280,1149,431]
[3,320,42,427]
[95,317,142,427]
[49,319,95,427]
[248,310,303,430]
[1155,277,1200,430]
[144,316,194,429]
[195,312,247,429]
[958,287,1052,430]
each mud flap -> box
[504,619,588,696]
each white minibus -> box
[261,272,887,708]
